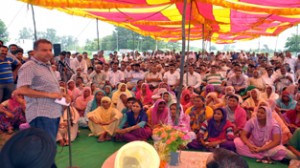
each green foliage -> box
[0,19,9,43]
[17,27,79,51]
[38,28,60,43]
[84,26,181,52]
[285,34,300,52]
[18,27,33,40]
[60,35,78,51]
[84,39,99,51]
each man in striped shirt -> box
[0,45,21,102]
[203,64,225,86]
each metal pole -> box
[258,37,261,52]
[275,36,278,53]
[66,106,73,168]
[175,0,187,125]
[297,24,299,54]
[186,0,193,86]
[30,5,37,40]
[202,24,205,58]
[116,30,119,51]
[96,19,100,50]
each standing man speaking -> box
[14,39,69,141]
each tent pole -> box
[96,18,100,50]
[186,0,193,86]
[175,0,188,125]
[297,24,299,54]
[116,29,119,51]
[258,37,261,53]
[275,36,278,53]
[30,5,37,41]
[202,24,205,58]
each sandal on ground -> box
[256,159,262,163]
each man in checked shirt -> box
[14,39,70,142]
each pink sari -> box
[75,87,94,116]
[136,83,153,105]
[150,99,169,126]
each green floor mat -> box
[55,129,289,168]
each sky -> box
[0,0,298,52]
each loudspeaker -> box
[53,44,61,56]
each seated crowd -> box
[1,39,300,164]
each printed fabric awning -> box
[20,0,300,44]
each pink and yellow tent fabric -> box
[20,0,300,43]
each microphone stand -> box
[66,105,79,168]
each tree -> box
[84,39,99,51]
[38,28,60,43]
[285,34,300,52]
[18,27,33,40]
[0,19,9,43]
[60,35,79,51]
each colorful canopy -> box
[20,0,300,43]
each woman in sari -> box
[83,90,105,126]
[116,93,128,112]
[276,91,297,114]
[132,79,144,94]
[282,101,300,133]
[201,84,214,97]
[136,83,153,105]
[146,99,169,129]
[180,89,192,109]
[234,106,287,163]
[87,97,123,142]
[168,102,196,141]
[252,100,292,144]
[0,94,26,133]
[206,92,223,110]
[116,100,152,142]
[287,128,300,159]
[90,83,98,95]
[224,95,247,135]
[261,85,279,102]
[162,91,175,107]
[67,80,81,101]
[112,83,133,106]
[185,96,214,149]
[153,82,175,96]
[198,108,236,151]
[56,106,80,146]
[103,85,113,98]
[74,87,94,117]
[242,89,261,119]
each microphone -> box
[59,60,75,74]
